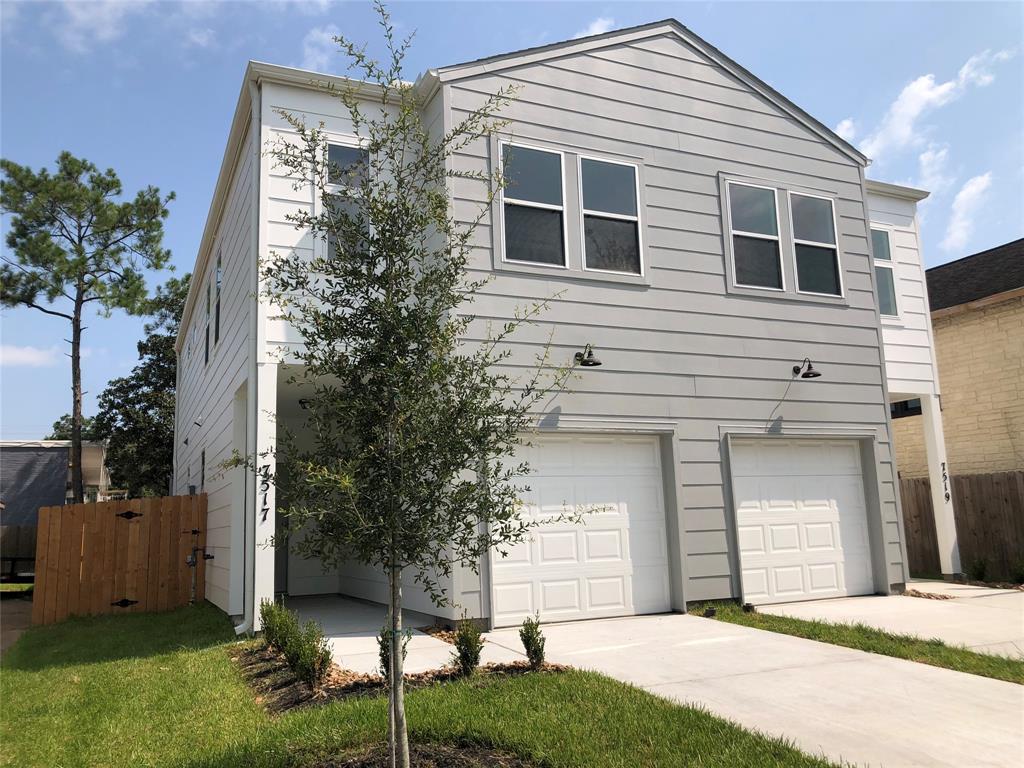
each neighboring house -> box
[0,441,113,526]
[891,238,1024,480]
[173,20,959,631]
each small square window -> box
[327,144,368,187]
[501,144,565,267]
[581,158,641,274]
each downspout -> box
[235,74,263,636]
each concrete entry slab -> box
[759,583,1024,658]
[484,613,1024,768]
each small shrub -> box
[519,613,545,669]
[377,624,412,680]
[1011,560,1024,585]
[293,620,332,689]
[451,615,484,676]
[259,599,298,653]
[967,557,989,582]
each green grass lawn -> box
[0,583,32,592]
[690,601,1024,685]
[1,603,838,768]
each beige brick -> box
[894,296,1024,476]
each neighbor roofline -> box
[433,18,868,167]
[865,179,930,202]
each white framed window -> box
[499,142,567,268]
[214,251,222,344]
[324,142,370,257]
[204,278,211,365]
[789,191,843,297]
[578,155,643,275]
[726,181,784,290]
[870,227,899,318]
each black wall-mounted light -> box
[792,358,822,379]
[574,344,602,367]
[298,398,311,410]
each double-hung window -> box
[324,143,369,257]
[871,228,898,317]
[790,192,842,296]
[204,280,211,365]
[727,182,783,289]
[580,157,642,274]
[501,144,565,267]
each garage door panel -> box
[492,434,670,627]
[732,439,874,606]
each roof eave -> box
[865,179,930,202]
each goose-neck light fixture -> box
[792,358,822,379]
[574,344,602,367]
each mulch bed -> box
[904,588,955,600]
[230,643,566,716]
[312,742,537,767]
[418,626,457,644]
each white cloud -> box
[186,27,216,48]
[941,172,992,252]
[573,16,615,39]
[834,118,856,143]
[270,0,331,15]
[860,49,1015,163]
[917,143,954,194]
[300,23,339,72]
[0,345,61,368]
[55,0,153,53]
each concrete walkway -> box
[486,613,1024,768]
[288,595,520,674]
[760,581,1024,658]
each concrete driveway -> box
[486,613,1024,768]
[760,581,1024,658]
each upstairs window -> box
[727,182,782,289]
[204,280,211,365]
[325,143,369,256]
[890,398,921,419]
[214,252,222,344]
[871,228,899,317]
[581,157,642,275]
[501,144,565,267]
[790,192,841,296]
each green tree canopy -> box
[46,414,100,442]
[1,151,174,501]
[94,274,189,497]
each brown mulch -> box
[418,626,457,644]
[230,643,566,716]
[313,742,537,767]
[964,580,1024,591]
[904,588,955,600]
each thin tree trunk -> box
[70,288,85,504]
[387,603,396,768]
[390,561,409,768]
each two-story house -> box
[173,19,960,632]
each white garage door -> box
[731,439,874,605]
[490,434,671,628]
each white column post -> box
[921,394,961,577]
[252,361,277,628]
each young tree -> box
[1,152,173,502]
[260,5,576,765]
[94,275,190,497]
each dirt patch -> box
[230,643,566,716]
[313,742,537,767]
[904,589,955,600]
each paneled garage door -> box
[731,439,875,605]
[490,434,671,628]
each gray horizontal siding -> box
[446,30,902,603]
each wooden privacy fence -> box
[900,471,1024,581]
[32,494,208,626]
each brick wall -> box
[893,295,1024,477]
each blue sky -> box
[1,0,1021,439]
